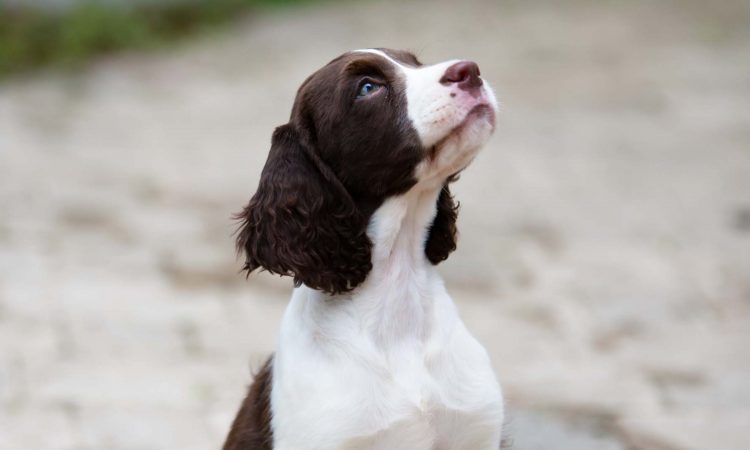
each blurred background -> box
[1,0,749,448]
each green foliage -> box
[0,0,306,78]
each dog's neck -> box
[354,184,444,344]
[303,183,445,347]
[366,185,441,283]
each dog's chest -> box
[325,347,502,450]
[271,287,504,450]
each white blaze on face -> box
[400,58,463,147]
[355,49,499,183]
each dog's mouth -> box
[428,103,495,159]
[465,103,495,128]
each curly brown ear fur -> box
[235,124,372,295]
[425,183,459,264]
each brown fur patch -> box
[223,357,274,450]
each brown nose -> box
[440,61,482,92]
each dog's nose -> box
[440,61,483,92]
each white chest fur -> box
[270,188,504,450]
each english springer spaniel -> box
[224,48,503,450]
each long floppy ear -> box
[235,124,372,294]
[425,183,459,264]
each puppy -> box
[224,48,503,450]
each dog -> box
[224,48,503,450]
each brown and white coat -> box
[224,48,503,450]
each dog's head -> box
[236,49,498,294]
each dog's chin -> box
[456,103,496,145]
[466,103,496,130]
[418,106,495,184]
[429,104,495,158]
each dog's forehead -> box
[316,48,419,78]
[351,48,421,67]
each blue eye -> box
[357,82,381,98]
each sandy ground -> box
[1,0,749,448]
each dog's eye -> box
[357,81,382,98]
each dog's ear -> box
[235,124,372,294]
[425,183,459,264]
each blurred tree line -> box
[0,0,307,78]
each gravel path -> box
[1,0,749,448]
